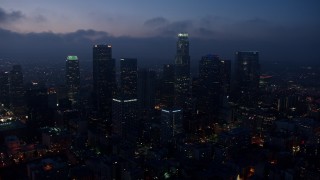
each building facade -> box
[112,98,138,141]
[120,58,137,99]
[174,33,191,110]
[93,45,116,118]
[161,64,175,109]
[66,55,80,104]
[138,68,156,117]
[234,51,260,105]
[113,58,139,142]
[160,108,184,143]
[198,55,222,117]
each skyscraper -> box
[219,59,231,96]
[174,33,191,110]
[197,54,232,124]
[113,58,139,142]
[138,68,156,112]
[93,45,116,118]
[120,58,137,99]
[112,98,138,141]
[160,108,183,143]
[161,64,175,108]
[234,51,260,104]
[198,54,221,117]
[66,55,80,104]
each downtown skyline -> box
[1,2,320,178]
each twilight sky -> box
[1,0,320,65]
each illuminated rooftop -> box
[112,98,138,103]
[161,108,182,113]
[67,56,78,61]
[94,44,112,48]
[235,51,259,54]
[178,33,188,37]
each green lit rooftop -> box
[67,56,78,60]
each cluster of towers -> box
[0,33,260,146]
[64,33,260,143]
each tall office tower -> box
[160,108,183,143]
[120,58,137,99]
[198,55,222,118]
[0,72,10,107]
[160,64,175,108]
[197,55,232,125]
[113,58,139,142]
[138,69,156,112]
[66,56,80,104]
[234,51,260,105]
[93,45,116,118]
[174,33,191,109]
[9,65,25,111]
[219,59,231,96]
[112,98,138,141]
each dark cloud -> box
[144,17,168,27]
[144,17,194,36]
[63,29,109,41]
[165,20,192,32]
[0,28,176,66]
[240,18,317,42]
[153,20,193,37]
[0,25,319,67]
[0,7,24,24]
